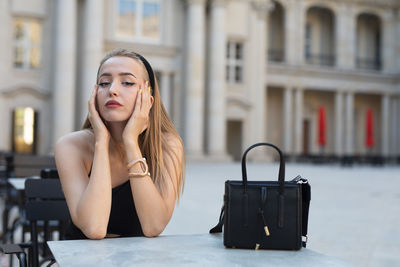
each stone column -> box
[78,0,104,127]
[0,0,9,149]
[160,72,172,115]
[283,87,293,154]
[334,91,344,156]
[345,92,354,155]
[336,3,355,69]
[206,0,229,160]
[396,10,400,71]
[397,97,400,155]
[246,0,271,160]
[381,94,390,156]
[53,0,77,144]
[390,97,398,156]
[183,0,206,159]
[382,10,396,73]
[0,0,8,75]
[285,0,305,65]
[294,88,304,155]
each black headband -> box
[135,53,155,96]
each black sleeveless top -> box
[65,181,144,239]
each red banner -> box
[318,107,326,146]
[366,109,374,148]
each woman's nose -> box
[108,82,119,96]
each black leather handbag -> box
[210,142,311,250]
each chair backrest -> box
[24,179,70,221]
[0,151,6,178]
[24,178,70,267]
[6,154,56,178]
[40,168,59,179]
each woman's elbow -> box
[142,224,165,237]
[82,225,107,240]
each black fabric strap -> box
[209,206,224,233]
[301,182,311,248]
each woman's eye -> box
[98,82,110,87]
[122,82,135,86]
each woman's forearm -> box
[76,141,112,239]
[125,141,171,237]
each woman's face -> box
[96,56,147,122]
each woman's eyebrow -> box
[99,72,136,78]
[99,73,112,78]
[119,72,136,78]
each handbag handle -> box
[241,142,286,195]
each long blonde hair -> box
[82,48,185,199]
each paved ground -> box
[163,162,400,267]
[1,162,398,266]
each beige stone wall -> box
[354,94,382,154]
[226,1,249,38]
[266,87,283,149]
[303,91,335,154]
[0,0,53,154]
[266,0,399,159]
[0,0,399,160]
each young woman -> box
[54,49,185,239]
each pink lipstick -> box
[105,100,122,108]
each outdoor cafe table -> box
[47,233,354,267]
[8,178,30,191]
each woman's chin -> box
[102,116,130,123]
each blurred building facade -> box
[0,0,399,161]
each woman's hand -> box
[122,81,153,145]
[88,85,110,143]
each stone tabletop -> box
[8,177,40,191]
[48,233,354,267]
[8,178,27,190]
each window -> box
[305,7,335,66]
[13,18,42,69]
[305,23,311,58]
[226,42,243,84]
[117,0,161,41]
[356,14,381,70]
[12,107,37,154]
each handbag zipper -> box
[259,210,270,236]
[258,187,270,236]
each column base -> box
[186,152,208,162]
[206,152,233,163]
[246,151,274,163]
[186,152,233,163]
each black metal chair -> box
[0,178,70,267]
[14,168,61,252]
[1,154,56,243]
[40,169,59,179]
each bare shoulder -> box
[54,130,95,160]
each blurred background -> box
[0,1,400,266]
[0,0,399,163]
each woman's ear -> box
[150,96,154,107]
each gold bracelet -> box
[128,171,150,178]
[127,158,150,178]
[127,158,146,169]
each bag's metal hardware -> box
[255,244,260,250]
[259,187,270,237]
[292,175,308,184]
[302,235,308,243]
[264,226,270,236]
[259,209,270,236]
